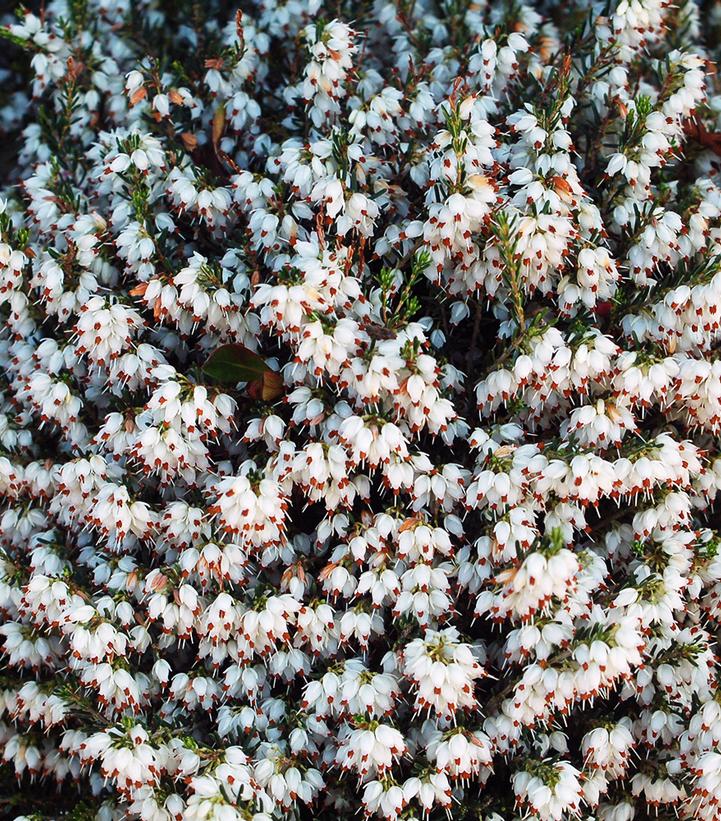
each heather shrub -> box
[2,0,721,819]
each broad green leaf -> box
[202,344,271,384]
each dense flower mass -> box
[3,0,721,818]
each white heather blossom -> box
[1,0,721,819]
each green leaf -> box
[202,344,271,384]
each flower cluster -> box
[2,0,721,819]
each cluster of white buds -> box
[2,0,721,819]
